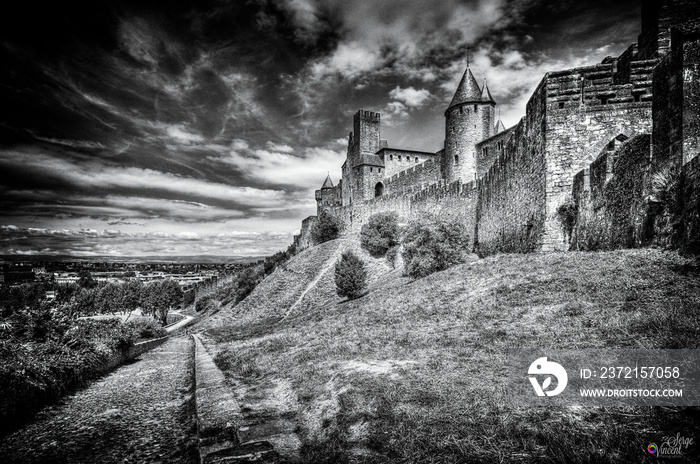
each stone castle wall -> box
[475,82,548,255]
[541,59,655,250]
[324,178,479,249]
[383,158,442,195]
[571,135,652,250]
[379,148,436,178]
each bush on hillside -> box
[195,295,218,313]
[311,210,344,245]
[402,215,471,278]
[235,266,263,304]
[556,198,577,243]
[386,245,400,269]
[360,212,400,257]
[335,251,368,300]
[651,165,683,247]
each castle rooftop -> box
[321,174,334,189]
[448,67,482,110]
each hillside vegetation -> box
[201,245,700,463]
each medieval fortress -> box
[296,0,700,256]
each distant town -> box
[0,259,247,291]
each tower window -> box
[559,102,565,109]
[459,106,463,114]
[482,147,489,158]
[474,105,478,112]
[454,155,459,165]
[415,157,419,163]
[370,167,373,172]
[390,154,393,160]
[398,156,402,161]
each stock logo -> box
[648,444,657,454]
[528,357,568,397]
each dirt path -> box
[280,240,350,321]
[0,337,198,464]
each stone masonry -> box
[293,0,700,257]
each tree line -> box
[1,272,184,325]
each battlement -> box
[354,110,380,123]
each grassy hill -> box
[200,244,700,463]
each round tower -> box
[443,67,496,183]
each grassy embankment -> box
[202,240,700,463]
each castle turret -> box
[443,67,496,183]
[342,110,383,205]
[315,174,341,213]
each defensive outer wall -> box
[294,0,700,257]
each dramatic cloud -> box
[389,87,432,108]
[0,0,643,257]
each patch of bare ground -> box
[203,247,700,463]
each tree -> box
[141,280,182,325]
[402,214,471,278]
[77,270,97,289]
[335,251,367,300]
[121,279,142,315]
[156,280,182,325]
[360,212,400,257]
[72,287,97,316]
[311,210,344,245]
[94,282,122,314]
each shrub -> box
[572,203,609,251]
[386,245,400,269]
[196,295,217,313]
[0,318,143,435]
[559,301,586,316]
[124,318,167,340]
[556,199,577,243]
[360,212,400,257]
[651,165,683,247]
[402,215,471,278]
[311,210,344,245]
[335,251,368,300]
[235,266,263,304]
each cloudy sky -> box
[0,0,642,258]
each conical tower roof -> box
[481,81,495,104]
[321,174,334,189]
[448,67,482,110]
[494,119,506,134]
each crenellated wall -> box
[475,85,548,256]
[324,178,479,249]
[383,158,442,195]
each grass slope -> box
[203,247,700,463]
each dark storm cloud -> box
[0,0,645,256]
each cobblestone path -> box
[0,336,198,464]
